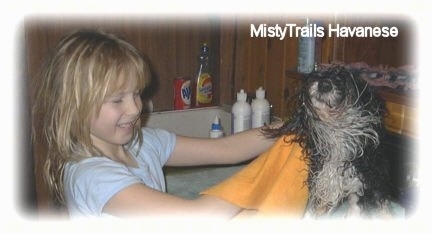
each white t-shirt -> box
[64,127,176,217]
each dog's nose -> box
[318,80,332,93]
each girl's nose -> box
[126,95,142,115]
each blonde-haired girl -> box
[32,29,276,219]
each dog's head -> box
[263,66,384,142]
[302,67,382,122]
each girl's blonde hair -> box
[32,29,151,206]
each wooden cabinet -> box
[379,89,417,137]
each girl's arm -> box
[103,183,242,219]
[104,125,282,218]
[166,126,277,167]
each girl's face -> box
[90,80,142,153]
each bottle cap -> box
[237,89,247,101]
[256,87,265,99]
[211,116,222,130]
[202,43,209,52]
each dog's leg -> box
[345,193,361,217]
[376,199,395,218]
[303,199,319,219]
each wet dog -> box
[265,67,392,217]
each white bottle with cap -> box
[209,115,224,138]
[231,89,251,134]
[252,87,270,128]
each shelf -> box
[378,88,418,138]
[377,87,417,107]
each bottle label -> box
[196,73,213,104]
[297,36,315,74]
[174,77,191,110]
[232,115,251,134]
[181,80,192,105]
[252,112,270,128]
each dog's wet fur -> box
[264,67,392,218]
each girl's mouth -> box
[118,122,133,128]
[118,117,139,129]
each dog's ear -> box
[340,68,352,79]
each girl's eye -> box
[111,99,123,103]
[107,90,141,104]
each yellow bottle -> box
[194,43,213,107]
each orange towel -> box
[201,136,309,218]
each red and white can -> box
[173,77,192,110]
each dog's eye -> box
[333,76,345,85]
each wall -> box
[25,16,221,111]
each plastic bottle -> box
[231,89,251,134]
[209,115,224,138]
[297,17,315,74]
[252,87,270,128]
[193,43,213,107]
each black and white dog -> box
[265,66,392,217]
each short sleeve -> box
[64,158,143,216]
[64,127,177,217]
[139,127,176,166]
